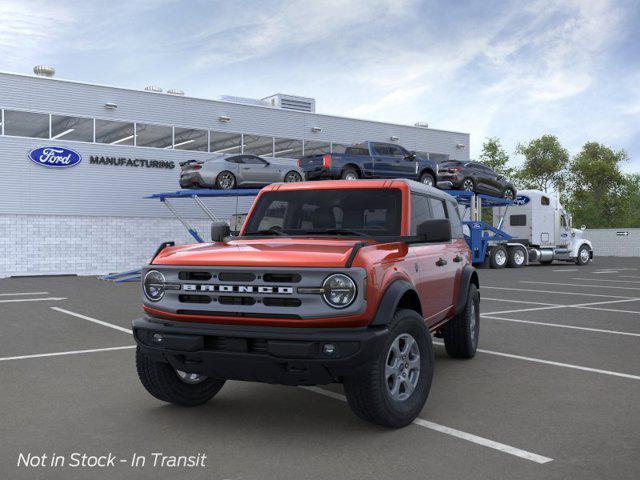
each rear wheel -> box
[442,284,480,358]
[462,178,475,192]
[343,309,434,428]
[419,172,435,187]
[284,170,302,183]
[216,171,236,190]
[507,246,526,268]
[136,348,226,406]
[489,245,507,269]
[341,167,359,181]
[576,245,591,265]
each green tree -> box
[515,135,569,192]
[624,174,640,227]
[478,137,515,177]
[566,142,629,228]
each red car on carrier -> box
[133,179,480,427]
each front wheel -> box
[284,170,303,183]
[216,171,236,190]
[343,309,434,428]
[136,348,226,406]
[442,284,480,358]
[419,172,435,187]
[575,245,591,265]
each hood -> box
[153,238,366,268]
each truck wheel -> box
[419,172,435,187]
[343,309,434,428]
[507,246,526,268]
[341,167,359,181]
[489,245,507,269]
[575,245,591,265]
[442,284,480,359]
[136,347,226,406]
[216,171,236,190]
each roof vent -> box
[167,88,185,96]
[414,122,429,128]
[261,94,316,113]
[144,85,163,93]
[33,65,55,77]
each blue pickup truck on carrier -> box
[298,141,440,187]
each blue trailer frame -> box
[443,190,514,265]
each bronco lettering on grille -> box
[182,284,294,294]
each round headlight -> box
[143,270,166,302]
[322,274,357,309]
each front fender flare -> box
[370,280,415,326]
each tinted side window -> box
[510,214,527,226]
[387,145,406,158]
[430,198,447,220]
[226,156,243,164]
[243,156,266,165]
[446,201,464,238]
[410,194,432,235]
[372,143,392,155]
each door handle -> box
[436,258,448,267]
[453,255,463,263]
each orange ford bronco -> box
[134,179,479,427]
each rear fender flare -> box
[455,265,479,316]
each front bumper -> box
[133,316,389,385]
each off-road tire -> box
[507,246,526,268]
[442,284,480,359]
[343,309,434,428]
[215,171,236,190]
[489,245,508,269]
[136,347,226,406]
[341,167,359,180]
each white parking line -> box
[482,315,640,338]
[482,298,640,316]
[521,281,640,291]
[434,342,640,381]
[553,269,578,272]
[483,298,558,307]
[482,286,637,299]
[620,275,640,279]
[0,297,67,303]
[302,386,553,464]
[0,346,136,362]
[572,278,640,284]
[0,292,49,296]
[51,307,133,334]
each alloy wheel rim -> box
[285,172,302,182]
[422,176,434,186]
[345,172,358,180]
[385,333,420,402]
[514,249,525,265]
[219,173,234,189]
[580,248,590,262]
[175,370,207,384]
[495,250,507,265]
[463,180,474,191]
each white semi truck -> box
[492,189,593,267]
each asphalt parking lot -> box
[1,257,639,480]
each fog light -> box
[152,333,163,344]
[323,343,336,355]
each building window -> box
[331,143,349,154]
[243,134,274,156]
[210,131,242,154]
[273,137,303,158]
[173,127,208,151]
[135,123,173,148]
[50,114,93,142]
[4,110,49,138]
[303,140,330,156]
[95,119,135,145]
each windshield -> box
[243,188,402,238]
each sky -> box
[1,0,639,171]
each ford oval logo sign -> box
[513,195,530,206]
[28,146,82,168]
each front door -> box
[239,155,278,185]
[372,143,417,179]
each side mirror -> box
[211,221,231,242]
[581,225,586,231]
[416,219,452,243]
[405,152,416,161]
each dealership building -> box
[0,69,470,277]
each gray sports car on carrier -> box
[179,154,304,189]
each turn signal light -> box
[322,154,331,169]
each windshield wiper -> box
[304,228,369,238]
[244,227,288,236]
